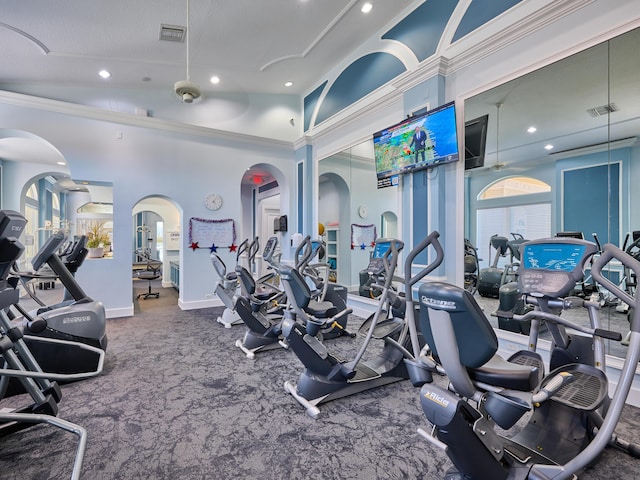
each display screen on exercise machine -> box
[519,239,596,298]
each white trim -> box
[178,297,223,311]
[106,306,134,319]
[445,0,596,75]
[0,90,294,152]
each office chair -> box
[135,255,162,300]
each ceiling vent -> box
[159,24,186,42]
[587,103,618,117]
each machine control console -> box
[518,238,597,298]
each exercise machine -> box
[496,234,532,334]
[231,236,292,358]
[416,236,640,479]
[18,230,107,350]
[232,235,351,359]
[0,209,105,480]
[5,219,107,378]
[463,238,480,295]
[477,234,511,297]
[294,235,351,340]
[359,239,402,298]
[280,233,443,418]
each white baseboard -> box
[178,297,224,310]
[105,306,134,318]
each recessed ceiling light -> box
[210,76,220,85]
[527,126,537,133]
[285,81,293,87]
[544,144,554,150]
[57,161,66,165]
[98,70,111,79]
[361,2,373,13]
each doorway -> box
[132,197,181,309]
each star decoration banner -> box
[188,217,236,250]
[351,223,376,250]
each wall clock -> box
[204,193,223,211]
[357,204,368,219]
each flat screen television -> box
[373,101,459,188]
[464,114,489,170]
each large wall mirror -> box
[464,27,640,359]
[318,140,399,294]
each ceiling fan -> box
[174,0,201,103]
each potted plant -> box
[86,221,110,258]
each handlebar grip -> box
[404,231,444,288]
[594,328,623,341]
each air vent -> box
[159,24,186,42]
[587,103,618,117]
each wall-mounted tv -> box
[373,101,459,188]
[464,114,489,170]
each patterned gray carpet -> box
[1,284,639,479]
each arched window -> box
[26,183,38,201]
[478,176,551,200]
[475,176,552,269]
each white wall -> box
[0,86,302,144]
[0,98,297,317]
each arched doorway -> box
[241,164,287,277]
[132,196,182,307]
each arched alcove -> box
[240,163,287,277]
[132,195,182,307]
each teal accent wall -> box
[453,0,523,42]
[315,53,406,125]
[304,81,326,132]
[383,0,459,62]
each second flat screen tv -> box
[373,101,459,188]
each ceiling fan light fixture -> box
[174,80,201,103]
[174,0,201,103]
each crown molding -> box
[444,0,596,75]
[0,90,294,152]
[549,137,637,160]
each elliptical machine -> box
[477,234,512,297]
[6,227,107,377]
[294,235,352,340]
[231,235,351,359]
[359,239,403,298]
[416,236,640,479]
[0,209,104,480]
[232,236,288,359]
[496,234,532,334]
[211,237,281,328]
[16,230,107,348]
[280,233,443,418]
[463,238,480,295]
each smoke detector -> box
[174,80,201,104]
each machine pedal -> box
[543,363,608,411]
